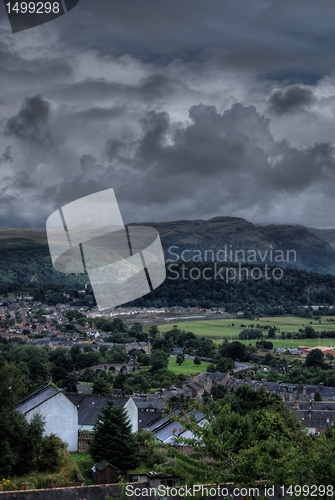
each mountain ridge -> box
[1,217,335,275]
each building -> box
[16,385,78,451]
[298,345,335,357]
[124,395,167,433]
[92,460,118,484]
[148,408,205,445]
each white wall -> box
[26,392,78,451]
[124,397,138,433]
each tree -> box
[137,353,150,366]
[107,347,127,364]
[304,326,317,339]
[124,373,151,394]
[113,373,127,390]
[150,389,313,487]
[81,368,97,382]
[216,357,234,372]
[70,345,82,370]
[51,365,68,383]
[92,377,111,396]
[62,372,78,392]
[206,363,216,372]
[211,385,227,400]
[194,356,201,366]
[150,349,169,372]
[305,348,325,368]
[0,363,63,477]
[176,353,185,365]
[89,400,140,473]
[149,325,159,341]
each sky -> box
[1,0,335,228]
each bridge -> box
[76,363,139,378]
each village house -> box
[124,395,167,433]
[16,385,78,451]
[148,408,205,445]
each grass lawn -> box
[157,316,335,349]
[70,452,95,485]
[168,357,210,375]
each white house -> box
[124,395,166,433]
[16,385,78,451]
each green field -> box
[157,316,335,349]
[167,357,210,375]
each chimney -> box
[293,399,300,410]
[158,392,164,402]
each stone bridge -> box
[76,363,138,378]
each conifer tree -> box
[89,399,139,473]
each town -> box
[2,292,335,497]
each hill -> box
[136,217,335,275]
[1,217,335,286]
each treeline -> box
[129,262,335,314]
[2,242,335,314]
[0,241,87,287]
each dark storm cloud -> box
[4,95,52,144]
[70,106,124,121]
[4,171,36,189]
[268,86,315,115]
[0,146,13,164]
[2,0,335,228]
[50,0,335,79]
[37,101,335,225]
[261,142,335,191]
[111,103,335,218]
[55,73,194,106]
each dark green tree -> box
[176,353,185,365]
[113,373,127,390]
[150,349,169,372]
[0,363,63,476]
[206,363,216,372]
[89,400,140,473]
[149,325,159,341]
[216,357,234,372]
[211,385,227,400]
[92,377,111,396]
[305,348,325,368]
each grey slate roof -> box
[96,460,117,471]
[77,395,111,425]
[63,394,129,426]
[148,409,205,443]
[188,382,203,393]
[64,393,84,406]
[132,396,166,411]
[138,411,164,430]
[16,385,59,415]
[31,338,53,345]
[320,386,335,399]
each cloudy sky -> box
[1,0,335,228]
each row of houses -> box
[15,373,335,455]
